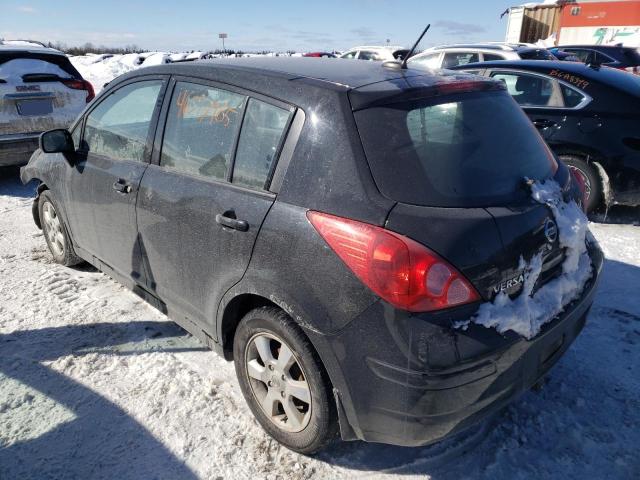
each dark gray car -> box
[21,58,602,453]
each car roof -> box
[429,43,530,52]
[555,44,630,49]
[121,57,489,111]
[136,57,452,90]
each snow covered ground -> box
[1,168,639,479]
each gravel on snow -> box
[1,170,639,480]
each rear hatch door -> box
[352,80,577,301]
[0,51,87,136]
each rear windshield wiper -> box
[21,73,73,83]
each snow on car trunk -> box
[456,179,595,339]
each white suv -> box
[0,41,93,167]
[339,45,408,62]
[409,43,555,69]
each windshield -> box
[354,91,558,207]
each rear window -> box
[354,91,557,207]
[0,53,79,82]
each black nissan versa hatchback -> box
[20,58,603,453]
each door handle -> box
[216,212,249,232]
[112,179,132,194]
[533,119,557,129]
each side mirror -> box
[40,129,74,154]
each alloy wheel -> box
[42,201,65,257]
[244,332,312,433]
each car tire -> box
[38,190,83,266]
[233,306,338,454]
[559,155,603,214]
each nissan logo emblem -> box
[544,218,558,244]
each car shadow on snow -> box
[0,320,208,480]
[0,167,36,199]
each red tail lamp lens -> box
[62,79,95,103]
[307,211,480,312]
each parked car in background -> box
[550,45,640,74]
[339,45,407,61]
[450,59,640,212]
[409,43,556,69]
[0,42,93,167]
[303,52,337,58]
[21,57,601,454]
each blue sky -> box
[2,0,519,52]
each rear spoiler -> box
[349,75,506,111]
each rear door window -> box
[160,81,246,180]
[232,99,291,190]
[490,72,563,107]
[483,53,506,61]
[354,91,557,207]
[358,51,382,61]
[564,49,591,63]
[442,52,479,68]
[411,52,441,69]
[83,80,162,162]
[594,51,615,64]
[560,84,587,108]
[518,49,555,60]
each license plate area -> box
[16,98,53,116]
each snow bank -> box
[456,180,594,339]
[70,54,141,92]
[69,50,316,93]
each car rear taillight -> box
[307,211,480,312]
[569,168,588,211]
[62,79,95,103]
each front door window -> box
[83,81,162,162]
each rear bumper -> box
[326,242,604,447]
[0,133,40,167]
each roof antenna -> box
[383,24,430,70]
[402,24,430,68]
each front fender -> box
[19,148,45,185]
